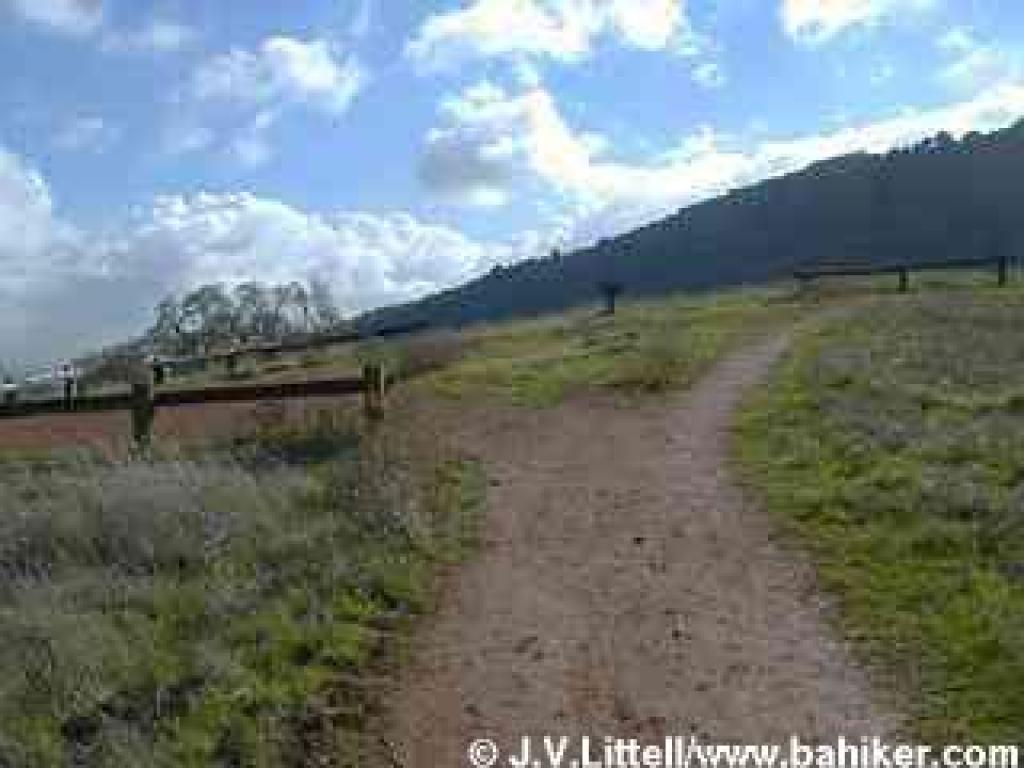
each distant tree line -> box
[147,279,343,356]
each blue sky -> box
[2,0,1024,364]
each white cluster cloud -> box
[691,60,727,89]
[937,28,1020,92]
[0,147,73,362]
[407,0,689,70]
[4,0,193,53]
[781,0,934,45]
[0,145,537,364]
[190,37,366,117]
[101,19,196,54]
[52,115,119,153]
[421,79,751,232]
[0,147,57,267]
[421,82,604,206]
[173,36,367,165]
[422,77,1024,244]
[124,194,531,307]
[5,0,102,37]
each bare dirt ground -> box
[386,334,898,766]
[0,398,349,454]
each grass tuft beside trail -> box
[737,288,1024,742]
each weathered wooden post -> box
[363,363,385,422]
[998,255,1009,287]
[63,377,74,412]
[898,267,909,294]
[2,377,17,407]
[131,367,156,448]
[152,362,166,387]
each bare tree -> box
[148,297,183,354]
[147,278,344,353]
[309,278,341,331]
[233,282,272,341]
[180,284,234,354]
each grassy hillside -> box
[738,289,1024,741]
[360,123,1024,334]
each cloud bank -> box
[0,151,537,365]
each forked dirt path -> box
[387,334,896,766]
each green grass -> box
[0,407,485,767]
[426,287,803,406]
[12,274,1013,762]
[737,287,1024,742]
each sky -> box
[3,0,1024,365]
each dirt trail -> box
[388,334,896,766]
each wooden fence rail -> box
[0,364,388,446]
[162,321,431,372]
[794,255,1009,292]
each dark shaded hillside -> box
[359,121,1024,331]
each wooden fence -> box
[0,363,388,446]
[794,255,1009,292]
[158,321,430,376]
[0,318,433,445]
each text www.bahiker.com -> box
[465,735,1020,768]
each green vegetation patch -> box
[737,289,1024,742]
[429,288,801,406]
[0,409,484,767]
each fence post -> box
[363,363,384,422]
[898,268,909,294]
[63,378,74,412]
[998,256,1008,287]
[2,378,16,407]
[131,371,156,448]
[598,281,623,316]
